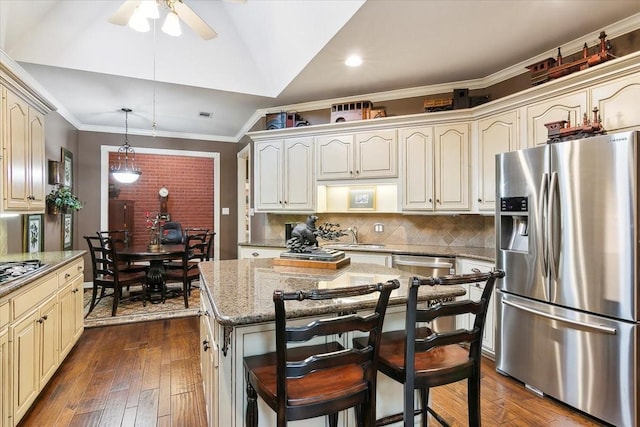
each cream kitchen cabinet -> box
[476,111,519,212]
[316,129,397,180]
[0,302,8,427]
[254,137,315,212]
[340,250,391,267]
[455,258,496,356]
[58,259,84,360]
[200,296,219,427]
[526,91,588,147]
[238,246,286,259]
[590,72,640,133]
[400,123,470,212]
[2,87,46,213]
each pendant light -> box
[111,108,142,184]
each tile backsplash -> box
[262,213,495,248]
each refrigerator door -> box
[549,131,639,321]
[496,145,548,301]
[496,292,639,427]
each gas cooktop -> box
[0,260,47,284]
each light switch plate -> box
[222,207,230,215]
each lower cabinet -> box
[341,250,391,267]
[238,246,286,259]
[455,258,496,356]
[2,258,84,426]
[200,296,219,427]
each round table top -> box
[118,244,185,260]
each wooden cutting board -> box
[272,257,351,270]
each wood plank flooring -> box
[18,317,606,426]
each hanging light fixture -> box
[128,0,182,38]
[111,108,142,184]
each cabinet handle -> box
[252,252,259,257]
[203,340,210,351]
[38,314,48,323]
[478,198,482,202]
[72,288,79,293]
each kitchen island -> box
[197,258,465,427]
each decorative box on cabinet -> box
[316,129,397,180]
[2,87,46,213]
[254,137,315,212]
[476,110,519,211]
[455,258,496,356]
[400,124,470,212]
[526,91,588,147]
[108,199,134,243]
[590,72,640,133]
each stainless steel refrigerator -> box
[495,131,640,427]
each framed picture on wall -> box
[62,213,73,250]
[348,187,376,210]
[61,147,73,189]
[23,214,44,253]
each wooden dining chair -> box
[96,230,148,275]
[243,279,400,427]
[84,235,147,317]
[164,231,205,307]
[354,270,505,427]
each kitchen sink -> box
[326,243,386,249]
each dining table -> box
[117,244,185,300]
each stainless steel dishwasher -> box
[392,254,456,331]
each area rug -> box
[83,283,200,328]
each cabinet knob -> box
[356,170,360,174]
[436,199,441,204]
[284,200,288,204]
[428,198,432,203]
[477,198,482,202]
[252,252,259,257]
[65,273,71,279]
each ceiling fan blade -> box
[173,1,218,40]
[108,0,141,26]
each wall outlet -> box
[373,223,384,233]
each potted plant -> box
[46,185,83,214]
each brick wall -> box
[109,152,214,245]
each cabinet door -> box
[316,134,354,180]
[400,126,434,210]
[434,123,470,211]
[456,258,495,354]
[0,328,8,427]
[11,309,40,424]
[4,90,30,211]
[254,141,283,211]
[342,251,391,267]
[38,295,59,389]
[590,73,640,132]
[200,306,219,427]
[58,275,83,359]
[477,111,518,211]
[283,137,314,211]
[526,91,587,147]
[238,246,285,259]
[355,129,397,179]
[28,108,46,211]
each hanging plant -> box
[46,185,83,213]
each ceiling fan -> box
[109,0,226,40]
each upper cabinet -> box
[590,72,640,133]
[254,137,315,212]
[434,123,470,211]
[476,110,519,212]
[400,123,470,212]
[526,91,588,147]
[317,129,397,180]
[2,87,46,212]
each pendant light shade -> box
[111,108,142,184]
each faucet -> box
[346,226,358,244]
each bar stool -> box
[354,270,505,426]
[243,280,400,427]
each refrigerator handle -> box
[548,172,559,283]
[502,299,617,335]
[538,173,549,278]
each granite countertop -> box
[0,251,86,298]
[239,240,495,262]
[198,258,465,327]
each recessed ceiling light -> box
[345,55,363,67]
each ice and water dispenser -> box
[498,196,529,252]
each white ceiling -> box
[1,0,640,142]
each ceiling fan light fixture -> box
[345,55,363,67]
[128,6,150,32]
[162,11,182,37]
[139,0,160,19]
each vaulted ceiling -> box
[2,0,640,142]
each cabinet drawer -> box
[57,260,84,287]
[12,275,58,320]
[0,301,8,329]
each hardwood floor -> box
[18,317,606,427]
